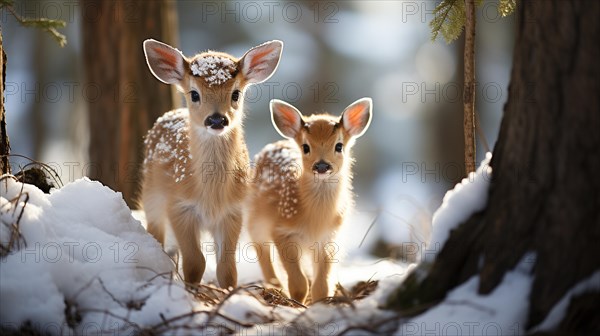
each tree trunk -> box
[463,0,476,174]
[387,0,600,331]
[0,27,10,175]
[81,0,177,208]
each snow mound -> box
[399,254,535,335]
[1,177,410,335]
[532,270,600,332]
[0,177,179,334]
[426,153,492,261]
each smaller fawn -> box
[247,98,372,303]
[141,39,283,288]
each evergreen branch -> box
[430,0,459,42]
[4,3,67,47]
[430,0,508,43]
[430,0,466,43]
[498,0,516,17]
[17,17,66,30]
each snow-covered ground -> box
[1,154,591,335]
[0,176,409,334]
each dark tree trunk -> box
[81,0,177,207]
[387,0,600,331]
[0,27,10,175]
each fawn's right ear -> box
[143,39,186,85]
[240,40,283,85]
[271,99,303,139]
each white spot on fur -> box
[254,141,302,219]
[143,108,192,183]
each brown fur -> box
[141,40,282,288]
[247,99,371,303]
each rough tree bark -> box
[81,0,177,207]
[0,27,10,175]
[387,0,600,332]
[463,0,476,174]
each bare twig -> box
[475,110,491,153]
[358,211,379,248]
[0,184,29,257]
[6,153,64,187]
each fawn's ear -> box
[341,98,372,138]
[143,39,186,85]
[240,40,283,85]
[271,99,303,139]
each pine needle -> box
[498,0,517,17]
[430,0,513,43]
[430,0,466,43]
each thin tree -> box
[387,0,599,332]
[463,0,476,174]
[0,27,8,175]
[430,0,516,174]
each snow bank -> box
[398,254,535,335]
[531,271,600,332]
[1,152,551,336]
[1,177,410,335]
[0,177,182,334]
[425,153,492,262]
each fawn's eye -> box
[302,144,310,154]
[190,90,200,103]
[335,143,343,153]
[231,90,240,102]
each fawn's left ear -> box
[143,39,186,85]
[341,98,372,138]
[271,99,303,139]
[239,40,283,85]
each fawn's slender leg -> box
[168,205,205,284]
[256,241,280,287]
[214,211,242,289]
[142,182,167,247]
[275,233,308,303]
[311,242,335,303]
[247,215,281,287]
[146,220,166,247]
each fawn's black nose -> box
[204,113,229,129]
[313,161,332,174]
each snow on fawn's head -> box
[143,39,282,136]
[270,98,372,182]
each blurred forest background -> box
[2,0,514,259]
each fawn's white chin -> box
[314,172,332,181]
[206,127,227,136]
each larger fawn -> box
[247,98,372,303]
[141,39,283,288]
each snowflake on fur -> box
[191,55,237,86]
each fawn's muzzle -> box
[313,161,332,174]
[204,113,229,129]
